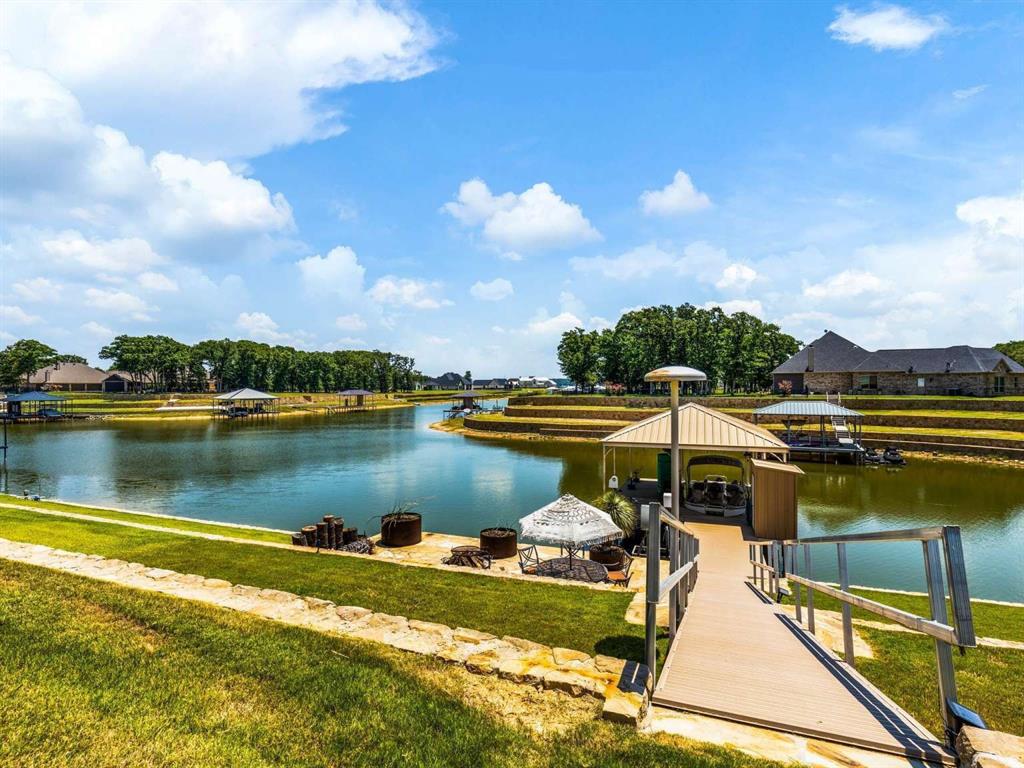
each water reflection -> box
[3,404,1021,601]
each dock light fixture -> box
[644,366,706,634]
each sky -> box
[1,1,1022,378]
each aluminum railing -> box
[643,502,699,682]
[750,526,977,744]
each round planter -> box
[589,544,625,571]
[380,512,422,547]
[479,527,518,559]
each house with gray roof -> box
[772,331,1024,397]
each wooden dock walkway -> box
[652,518,954,765]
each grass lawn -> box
[0,495,290,544]
[0,506,656,664]
[473,414,631,427]
[0,560,771,768]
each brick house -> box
[26,362,138,393]
[772,331,1024,397]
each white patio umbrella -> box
[519,494,623,567]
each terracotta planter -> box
[380,512,422,547]
[479,527,518,559]
[589,544,625,571]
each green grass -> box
[0,506,654,663]
[0,560,771,768]
[473,414,630,427]
[782,585,1024,643]
[0,495,289,544]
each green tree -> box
[996,341,1024,366]
[0,339,59,388]
[557,328,600,391]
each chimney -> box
[806,345,815,372]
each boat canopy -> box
[753,401,862,418]
[601,402,788,454]
[215,388,278,401]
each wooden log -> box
[315,522,328,548]
[342,527,357,544]
[290,533,306,547]
[325,516,336,549]
[301,525,317,547]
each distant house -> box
[519,375,558,389]
[26,362,137,393]
[772,331,1024,397]
[422,372,469,390]
[472,378,517,390]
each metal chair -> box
[605,552,634,588]
[517,544,541,575]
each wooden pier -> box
[648,516,958,765]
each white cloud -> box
[559,291,586,317]
[715,263,758,291]
[368,277,452,309]
[803,270,888,299]
[335,313,367,331]
[705,299,764,317]
[84,288,154,320]
[42,232,163,273]
[952,85,988,101]
[828,5,947,51]
[498,251,523,262]
[296,246,366,297]
[81,320,113,337]
[137,272,179,292]
[234,311,305,345]
[571,241,728,281]
[12,277,62,302]
[0,305,40,325]
[956,194,1023,240]
[588,316,614,330]
[423,335,451,345]
[639,170,711,217]
[525,311,583,337]
[443,178,600,252]
[469,278,513,301]
[150,153,294,237]
[0,1,441,159]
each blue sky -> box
[1,1,1021,376]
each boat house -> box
[213,388,279,419]
[601,402,803,540]
[3,391,71,421]
[772,331,1024,396]
[753,400,864,460]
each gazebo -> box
[213,388,279,419]
[3,391,70,421]
[601,402,803,539]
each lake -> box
[3,402,1022,601]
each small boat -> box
[882,446,907,466]
[683,456,748,517]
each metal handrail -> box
[644,503,700,683]
[750,524,976,746]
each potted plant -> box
[479,524,518,559]
[588,491,638,570]
[379,502,422,547]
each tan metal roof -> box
[28,363,108,385]
[750,457,804,475]
[602,402,789,453]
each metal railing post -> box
[924,538,958,740]
[750,544,756,583]
[668,521,679,639]
[791,544,802,623]
[837,542,854,665]
[759,546,766,593]
[804,544,815,634]
[644,504,661,682]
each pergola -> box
[213,388,279,419]
[450,390,482,410]
[3,391,70,420]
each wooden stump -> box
[290,533,306,547]
[315,522,328,548]
[325,516,337,548]
[301,525,317,547]
[342,527,357,544]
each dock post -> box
[644,503,661,683]
[791,544,802,623]
[804,544,815,634]
[837,542,854,666]
[923,538,958,740]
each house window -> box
[993,376,1006,394]
[857,374,877,389]
[917,377,925,388]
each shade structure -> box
[337,389,374,396]
[753,400,862,418]
[215,388,277,401]
[519,494,623,557]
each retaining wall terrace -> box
[510,395,1024,412]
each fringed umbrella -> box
[519,494,623,567]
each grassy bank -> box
[0,560,768,768]
[0,505,652,663]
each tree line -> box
[557,304,801,394]
[1,336,421,393]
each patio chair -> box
[605,552,634,588]
[518,544,541,575]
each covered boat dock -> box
[213,388,279,419]
[2,391,72,421]
[752,400,864,461]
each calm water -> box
[3,403,1022,601]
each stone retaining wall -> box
[0,537,650,725]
